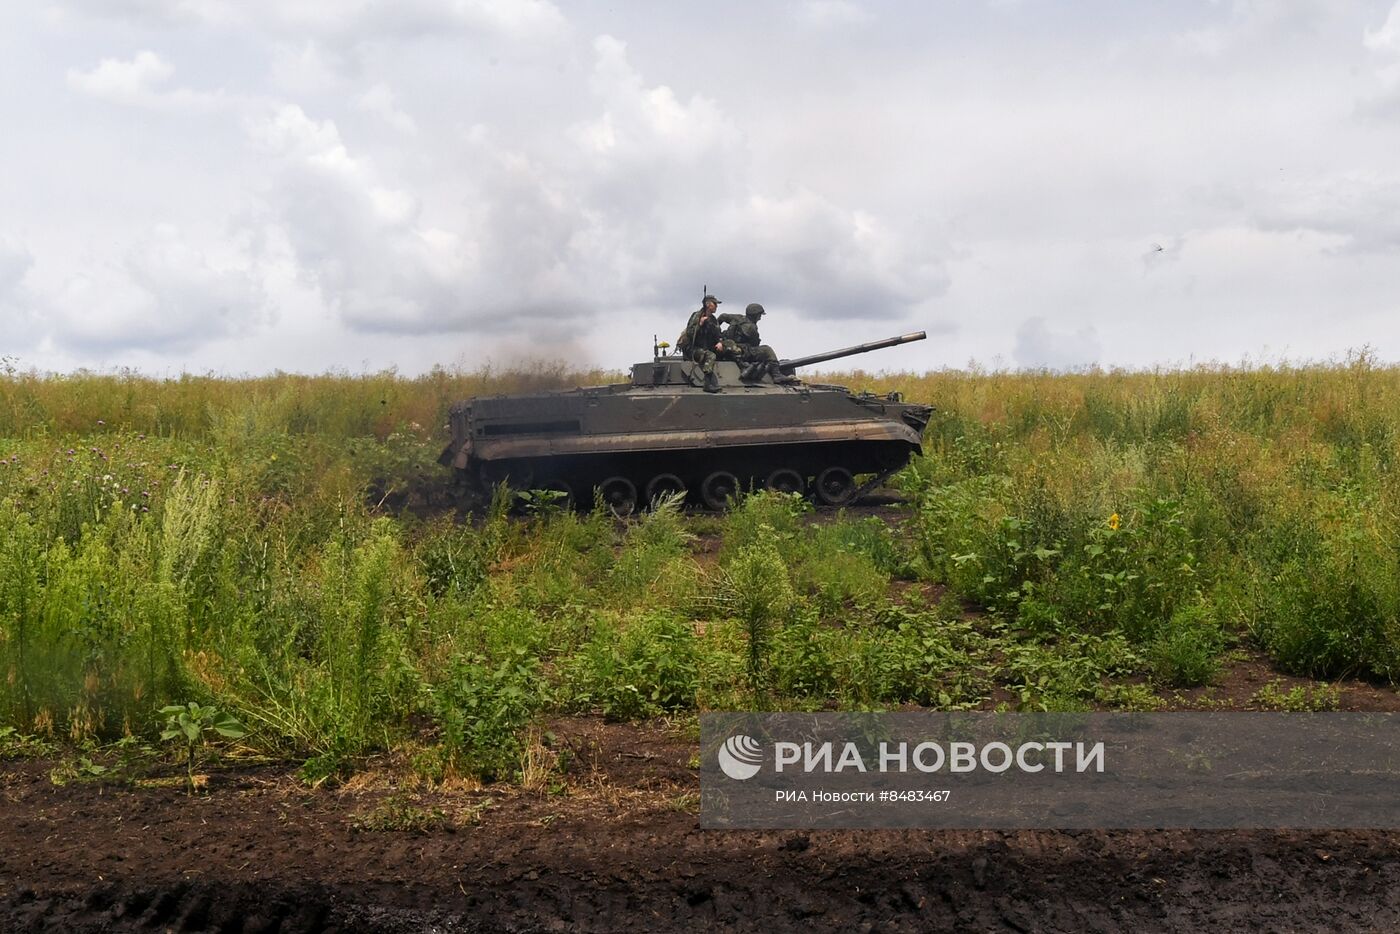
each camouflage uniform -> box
[681,311,724,370]
[678,296,726,391]
[718,313,776,363]
[720,303,793,382]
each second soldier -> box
[718,303,797,384]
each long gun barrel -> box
[778,331,927,373]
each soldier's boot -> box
[739,362,764,382]
[703,370,722,393]
[769,363,800,385]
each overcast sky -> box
[3,0,1400,375]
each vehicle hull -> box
[440,361,932,508]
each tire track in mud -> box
[3,880,330,933]
[5,787,1400,933]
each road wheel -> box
[534,478,573,506]
[700,470,741,511]
[765,468,806,496]
[645,473,686,507]
[814,466,856,507]
[480,461,532,491]
[599,476,638,518]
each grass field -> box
[2,357,1396,782]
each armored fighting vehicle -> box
[439,332,933,514]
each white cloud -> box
[244,37,945,338]
[16,0,1400,373]
[792,0,871,29]
[572,34,742,216]
[0,242,32,296]
[67,50,226,111]
[268,41,347,95]
[270,0,568,40]
[51,0,231,27]
[1013,316,1103,370]
[688,192,947,318]
[47,225,264,351]
[1178,0,1339,56]
[1250,172,1400,251]
[55,0,567,43]
[1360,2,1400,116]
[0,240,41,348]
[357,83,418,133]
[568,36,944,319]
[68,50,172,101]
[246,101,342,156]
[1365,1,1400,54]
[248,104,485,333]
[585,35,736,153]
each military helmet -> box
[703,294,722,307]
[745,303,765,319]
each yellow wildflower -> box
[1107,512,1121,531]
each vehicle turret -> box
[632,331,926,389]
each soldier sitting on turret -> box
[676,294,726,393]
[718,303,799,384]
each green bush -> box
[718,490,808,563]
[562,612,697,720]
[608,494,698,608]
[1003,630,1142,711]
[717,537,796,698]
[1246,508,1400,680]
[793,550,889,616]
[415,519,488,598]
[1148,604,1224,687]
[864,616,991,708]
[431,648,543,781]
[819,516,912,577]
[768,613,839,701]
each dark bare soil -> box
[4,716,1400,933]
